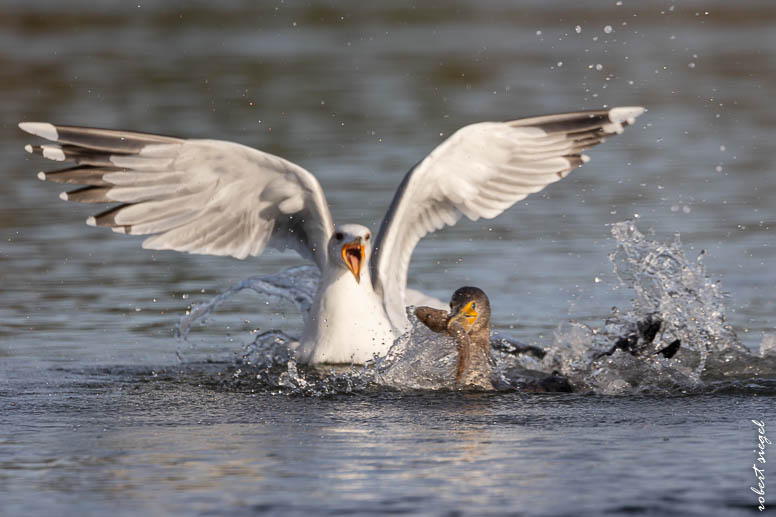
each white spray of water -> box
[175,222,773,395]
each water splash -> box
[543,320,701,395]
[609,220,743,359]
[175,265,320,340]
[222,308,467,395]
[546,221,774,394]
[223,309,571,395]
[242,330,297,370]
[172,221,775,396]
[374,308,462,390]
[762,334,776,358]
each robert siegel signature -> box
[751,419,771,511]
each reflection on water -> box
[4,365,770,516]
[1,1,775,516]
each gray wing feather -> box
[371,107,644,329]
[20,122,334,268]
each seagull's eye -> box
[365,233,371,241]
[335,232,344,241]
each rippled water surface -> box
[2,1,775,515]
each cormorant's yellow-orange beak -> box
[450,301,479,331]
[341,239,365,283]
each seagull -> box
[19,106,644,364]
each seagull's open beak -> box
[450,301,479,332]
[341,239,365,283]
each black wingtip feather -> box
[37,166,123,186]
[62,186,114,203]
[90,204,132,227]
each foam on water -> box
[176,221,776,396]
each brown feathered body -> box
[415,287,493,389]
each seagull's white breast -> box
[297,268,396,364]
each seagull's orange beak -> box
[341,239,365,283]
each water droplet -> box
[603,25,613,34]
[575,25,582,34]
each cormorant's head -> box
[448,286,491,333]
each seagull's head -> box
[448,286,491,334]
[329,223,372,283]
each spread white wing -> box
[371,107,645,328]
[19,123,334,269]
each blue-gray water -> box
[1,1,774,515]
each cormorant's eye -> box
[334,232,344,241]
[470,302,477,311]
